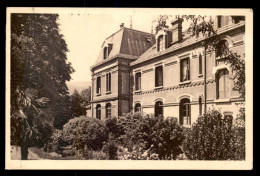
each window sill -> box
[198,74,203,78]
[134,90,142,93]
[214,98,230,103]
[179,80,191,85]
[216,56,228,60]
[154,86,163,90]
[96,93,101,96]
[106,91,111,95]
[182,124,191,128]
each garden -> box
[12,107,245,160]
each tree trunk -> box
[21,118,28,160]
[21,137,29,160]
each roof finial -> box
[130,16,132,29]
[120,23,124,28]
[151,20,156,34]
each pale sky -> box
[57,9,205,83]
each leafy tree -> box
[80,86,91,106]
[71,89,86,117]
[11,14,74,159]
[183,108,245,160]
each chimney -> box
[170,17,184,44]
[120,23,124,28]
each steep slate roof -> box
[131,21,245,67]
[91,27,155,69]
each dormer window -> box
[103,43,113,60]
[231,16,245,24]
[157,35,164,51]
[103,47,107,60]
[216,40,229,60]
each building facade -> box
[90,16,245,125]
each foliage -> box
[71,89,86,117]
[80,86,91,106]
[11,14,75,131]
[230,108,245,160]
[115,114,184,160]
[183,108,245,160]
[102,133,118,160]
[61,116,108,152]
[105,117,125,139]
[225,53,245,99]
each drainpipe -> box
[203,42,207,114]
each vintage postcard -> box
[5,8,253,169]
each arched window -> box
[155,101,163,118]
[103,47,107,60]
[96,104,101,120]
[216,40,229,58]
[105,103,111,118]
[179,98,191,125]
[134,103,141,113]
[157,35,164,51]
[217,69,229,99]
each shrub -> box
[117,114,184,160]
[62,116,108,153]
[105,117,124,139]
[102,133,118,160]
[230,107,245,160]
[183,108,239,160]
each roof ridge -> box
[123,27,154,36]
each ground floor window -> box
[134,103,142,113]
[96,104,101,120]
[106,103,111,118]
[155,101,163,117]
[179,98,191,125]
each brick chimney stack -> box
[170,16,183,44]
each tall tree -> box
[11,14,74,159]
[71,89,86,117]
[80,86,91,106]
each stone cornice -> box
[91,95,130,103]
[133,79,215,96]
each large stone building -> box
[90,16,245,126]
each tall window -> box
[199,96,202,116]
[217,16,222,28]
[217,69,229,99]
[135,72,141,91]
[155,66,163,87]
[199,54,202,75]
[96,104,101,120]
[155,101,163,118]
[179,98,191,125]
[103,47,107,60]
[108,43,113,56]
[105,103,111,118]
[134,103,141,113]
[106,73,111,92]
[157,35,164,51]
[96,76,101,95]
[180,58,190,82]
[216,40,229,58]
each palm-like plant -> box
[13,88,50,160]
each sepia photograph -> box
[5,8,253,169]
